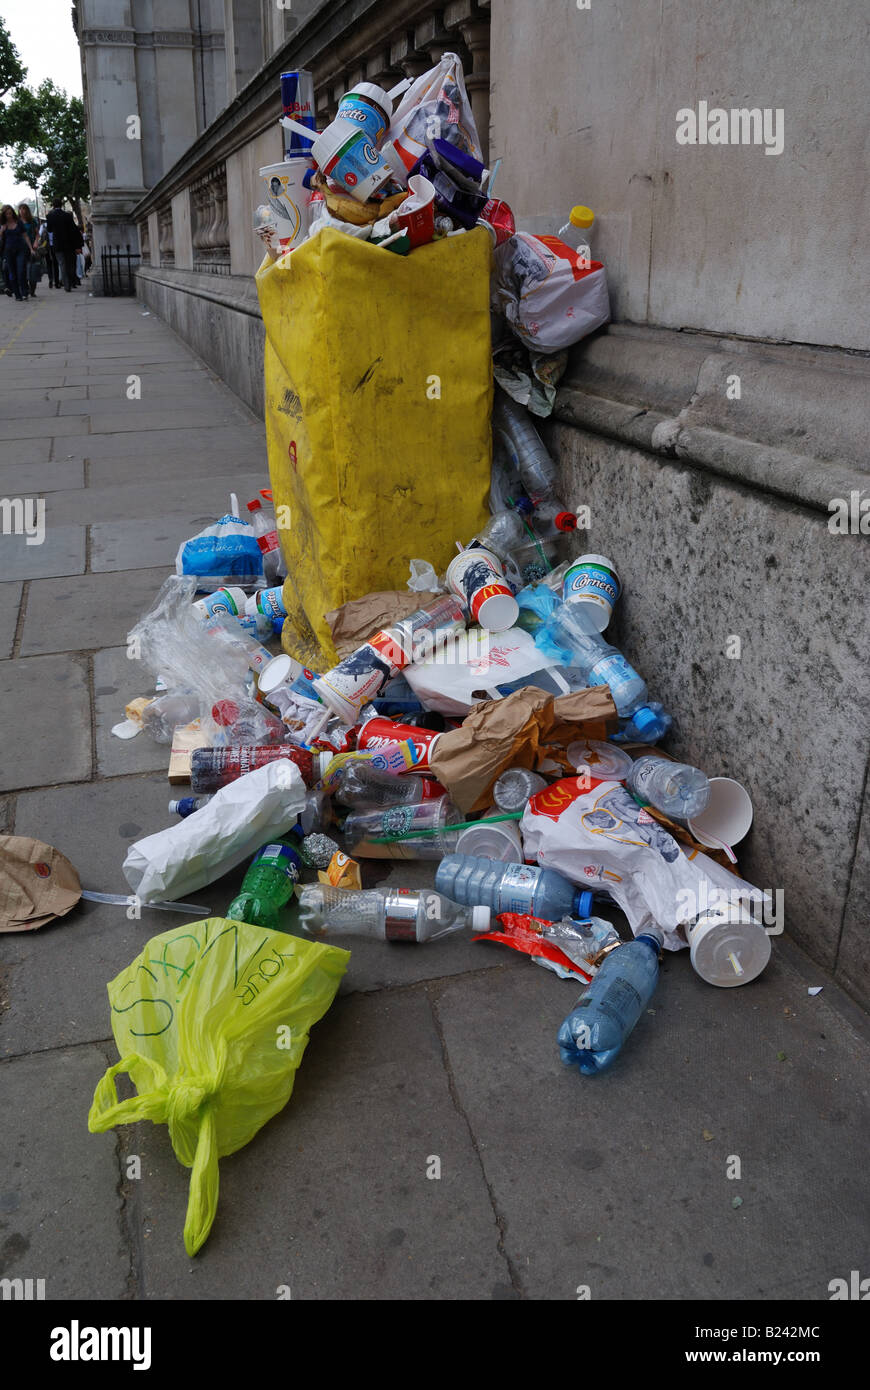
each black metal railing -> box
[101,244,141,295]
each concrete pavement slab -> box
[55,425,263,461]
[84,375,226,401]
[0,401,61,420]
[0,651,91,791]
[21,571,168,658]
[0,439,53,466]
[0,526,86,582]
[0,1047,130,1299]
[0,459,85,495]
[87,407,248,435]
[47,471,266,527]
[88,449,260,487]
[0,416,88,440]
[131,986,505,1299]
[0,581,23,658]
[89,491,265,572]
[431,953,870,1300]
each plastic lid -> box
[689,912,771,988]
[630,706,661,737]
[569,205,594,229]
[567,739,633,783]
[343,81,393,119]
[637,926,664,951]
[247,499,262,512]
[554,511,577,532]
[471,905,491,932]
[575,890,595,919]
[258,652,299,695]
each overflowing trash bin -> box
[74,53,779,1253]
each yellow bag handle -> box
[87,1053,170,1130]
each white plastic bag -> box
[123,761,307,903]
[493,233,610,353]
[520,776,767,950]
[404,626,572,716]
[388,53,482,175]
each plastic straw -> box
[81,890,212,914]
[368,810,523,844]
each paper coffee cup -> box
[259,160,313,249]
[686,902,771,987]
[687,777,753,850]
[446,546,518,632]
[394,175,436,248]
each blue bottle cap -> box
[575,890,595,919]
[631,705,661,737]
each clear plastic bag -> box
[388,53,482,174]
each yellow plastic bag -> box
[88,919,348,1255]
[256,227,494,667]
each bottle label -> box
[384,888,421,941]
[257,531,280,554]
[589,653,637,693]
[379,805,415,836]
[255,843,301,882]
[498,862,540,915]
[563,563,620,611]
[597,977,642,1027]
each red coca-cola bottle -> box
[190,745,334,794]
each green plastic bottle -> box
[226,841,303,931]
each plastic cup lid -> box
[567,739,633,782]
[343,82,393,118]
[476,592,519,632]
[456,820,523,861]
[689,912,771,988]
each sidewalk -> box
[1,288,867,1302]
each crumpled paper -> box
[325,590,440,660]
[0,836,82,932]
[428,684,617,814]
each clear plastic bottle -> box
[297,884,490,942]
[343,795,460,860]
[190,745,333,793]
[226,841,303,930]
[471,509,529,560]
[537,608,647,716]
[557,927,663,1073]
[435,854,587,920]
[247,498,282,585]
[557,205,595,268]
[492,768,548,813]
[611,702,672,744]
[626,755,710,818]
[141,692,202,743]
[493,395,560,506]
[333,762,444,810]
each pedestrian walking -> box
[18,203,43,297]
[45,198,83,292]
[0,204,36,301]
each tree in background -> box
[0,15,26,100]
[1,79,89,226]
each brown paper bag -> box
[325,591,440,659]
[0,836,82,932]
[428,684,618,814]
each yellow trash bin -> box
[256,227,493,668]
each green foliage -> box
[1,78,89,216]
[0,15,26,101]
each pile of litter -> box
[6,54,781,1255]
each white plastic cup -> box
[687,777,753,851]
[192,586,246,619]
[456,810,523,862]
[259,160,313,249]
[686,902,771,987]
[446,546,519,632]
[258,651,305,696]
[281,115,392,202]
[562,554,620,633]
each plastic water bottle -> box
[492,768,548,813]
[537,610,647,716]
[247,498,282,585]
[472,509,529,559]
[435,855,588,920]
[557,927,663,1074]
[297,884,490,941]
[557,205,595,267]
[626,755,710,818]
[611,703,672,744]
[332,762,444,810]
[226,840,303,930]
[141,692,202,743]
[493,395,560,506]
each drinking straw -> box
[368,811,523,844]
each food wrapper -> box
[0,836,82,932]
[318,851,362,890]
[428,684,617,814]
[325,590,439,660]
